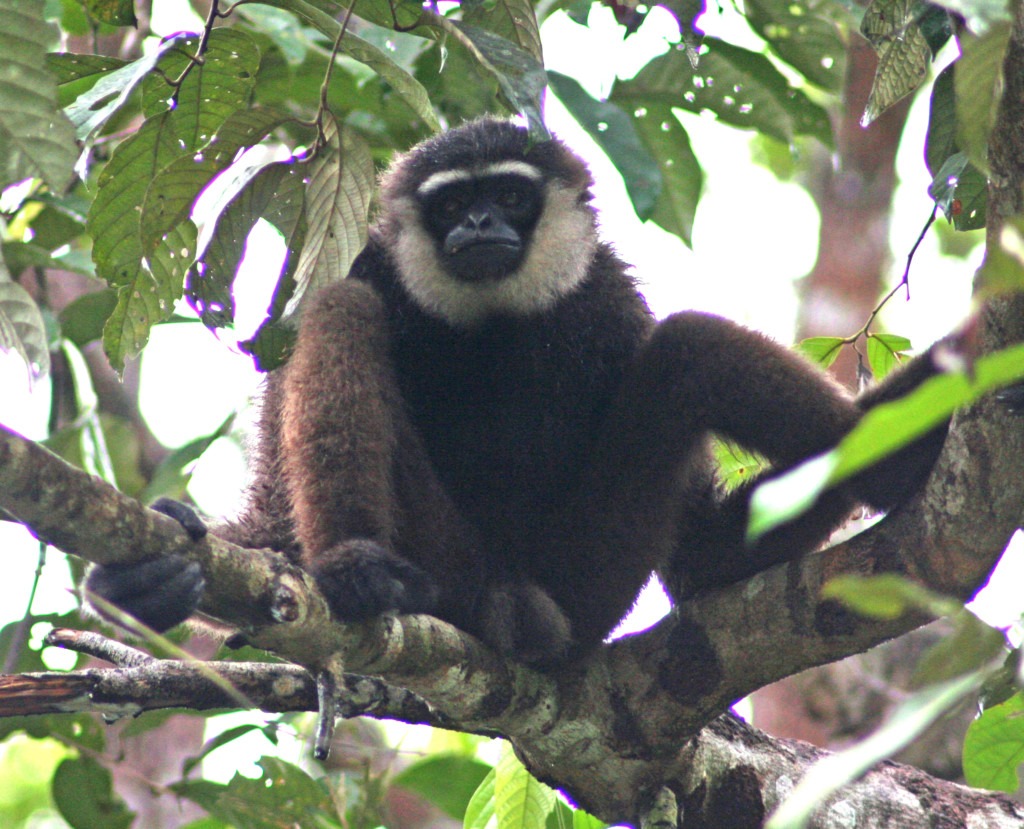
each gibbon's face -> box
[415,162,545,283]
[381,120,599,327]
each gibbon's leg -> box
[279,279,479,623]
[536,311,944,648]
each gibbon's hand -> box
[83,498,206,632]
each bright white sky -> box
[0,0,1021,778]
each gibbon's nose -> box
[463,209,493,231]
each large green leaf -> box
[956,23,1011,174]
[462,0,544,63]
[614,38,833,146]
[190,160,307,329]
[860,0,950,125]
[45,53,127,108]
[140,29,261,150]
[87,113,185,288]
[63,34,187,146]
[925,63,987,230]
[0,258,51,379]
[964,692,1024,792]
[257,0,439,130]
[0,0,77,192]
[616,102,703,247]
[52,756,135,829]
[439,21,548,138]
[548,72,661,220]
[394,754,493,820]
[140,107,292,256]
[743,0,847,91]
[102,221,197,371]
[290,116,374,311]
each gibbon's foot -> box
[84,554,206,632]
[151,497,208,541]
[477,581,574,666]
[309,539,439,622]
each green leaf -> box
[258,0,440,130]
[860,0,934,126]
[87,112,187,363]
[64,34,188,146]
[754,341,1024,536]
[927,0,1010,31]
[443,21,549,138]
[0,265,51,379]
[795,335,845,368]
[548,72,661,220]
[964,693,1024,792]
[52,756,135,829]
[956,23,1011,174]
[614,38,833,146]
[395,754,493,820]
[290,116,374,311]
[462,0,544,63]
[142,415,235,502]
[831,342,1024,483]
[628,105,702,247]
[181,723,270,777]
[866,332,912,379]
[767,672,983,828]
[141,107,292,257]
[910,610,1006,688]
[494,744,556,829]
[464,767,496,829]
[45,53,127,108]
[101,221,197,371]
[84,0,137,26]
[175,757,338,828]
[743,0,847,91]
[140,29,261,150]
[191,160,307,329]
[822,573,961,619]
[58,289,117,346]
[0,0,77,192]
[928,151,988,231]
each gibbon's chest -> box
[391,308,639,525]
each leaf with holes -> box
[63,35,187,147]
[140,107,292,257]
[0,0,77,192]
[190,161,307,329]
[744,0,847,91]
[87,113,186,290]
[615,38,833,146]
[617,102,703,247]
[290,117,374,312]
[102,222,197,372]
[140,29,261,152]
[549,72,661,220]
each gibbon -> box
[86,118,948,665]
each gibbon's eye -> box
[496,188,522,209]
[440,196,466,218]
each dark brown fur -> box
[86,120,947,664]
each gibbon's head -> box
[378,118,599,326]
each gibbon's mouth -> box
[446,238,524,281]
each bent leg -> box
[535,312,939,647]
